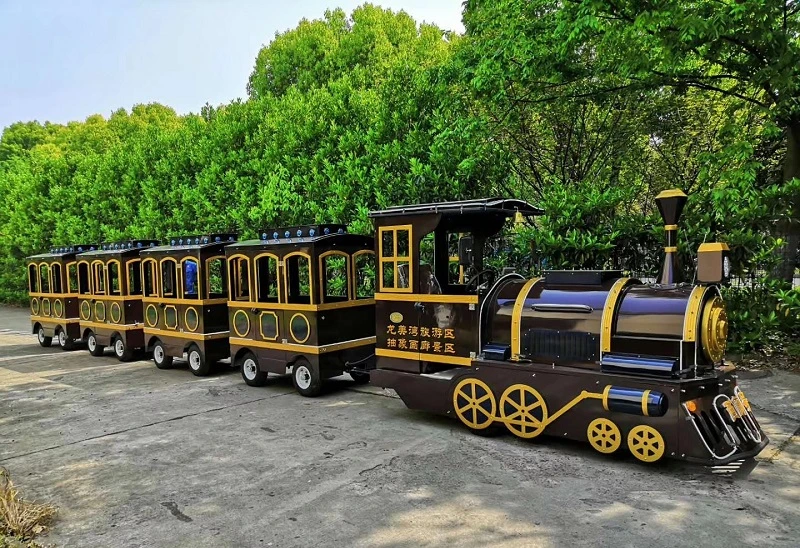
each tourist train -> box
[26,190,768,465]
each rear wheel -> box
[292,358,322,397]
[187,345,210,376]
[349,371,370,385]
[152,340,173,370]
[113,336,133,362]
[37,327,52,347]
[87,331,105,357]
[239,351,268,387]
[57,329,75,350]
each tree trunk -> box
[775,121,800,282]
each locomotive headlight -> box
[701,295,728,363]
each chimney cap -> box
[656,188,687,200]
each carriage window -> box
[286,254,311,304]
[256,255,279,303]
[161,259,177,298]
[228,257,251,301]
[354,251,376,299]
[108,262,121,295]
[206,257,227,299]
[92,262,105,295]
[67,263,78,293]
[321,253,349,302]
[39,264,50,293]
[78,262,91,294]
[182,259,199,299]
[127,260,142,296]
[143,260,158,297]
[51,263,63,293]
[379,226,411,292]
[28,264,39,292]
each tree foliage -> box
[1,2,798,351]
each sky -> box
[0,0,465,132]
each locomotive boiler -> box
[369,190,768,465]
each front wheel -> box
[188,345,211,376]
[239,351,268,387]
[87,331,105,357]
[57,329,75,350]
[152,340,174,370]
[292,358,322,397]
[37,327,52,347]
[113,337,133,362]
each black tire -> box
[113,336,134,362]
[239,351,268,387]
[292,358,322,397]
[349,370,370,385]
[87,331,105,357]
[187,344,211,376]
[152,340,173,370]
[57,328,75,351]
[37,326,53,347]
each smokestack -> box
[655,189,688,285]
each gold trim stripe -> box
[664,224,678,231]
[664,246,678,253]
[641,389,651,417]
[30,316,80,325]
[144,327,229,341]
[682,285,707,342]
[80,320,141,331]
[231,336,375,355]
[79,295,141,302]
[28,292,75,298]
[227,299,375,312]
[511,278,542,360]
[602,385,612,411]
[600,278,634,353]
[142,297,228,306]
[374,293,478,304]
[376,347,471,366]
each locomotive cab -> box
[369,192,768,465]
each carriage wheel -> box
[498,384,548,439]
[452,378,496,430]
[627,425,665,463]
[587,418,622,454]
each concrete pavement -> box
[0,305,798,547]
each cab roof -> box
[368,198,542,218]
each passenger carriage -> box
[225,225,376,396]
[76,240,159,361]
[27,245,96,350]
[368,193,768,465]
[139,234,237,376]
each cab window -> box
[143,259,158,297]
[161,259,177,299]
[206,257,227,299]
[28,264,39,292]
[182,259,199,299]
[39,264,50,293]
[256,255,280,303]
[92,262,105,295]
[353,251,376,299]
[78,262,91,294]
[285,254,311,304]
[127,260,142,296]
[108,262,121,296]
[228,257,251,301]
[320,253,349,302]
[51,264,63,293]
[379,226,411,292]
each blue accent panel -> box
[605,386,668,417]
[601,354,679,377]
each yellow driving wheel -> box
[499,384,548,439]
[452,378,497,430]
[587,418,622,454]
[627,425,665,463]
